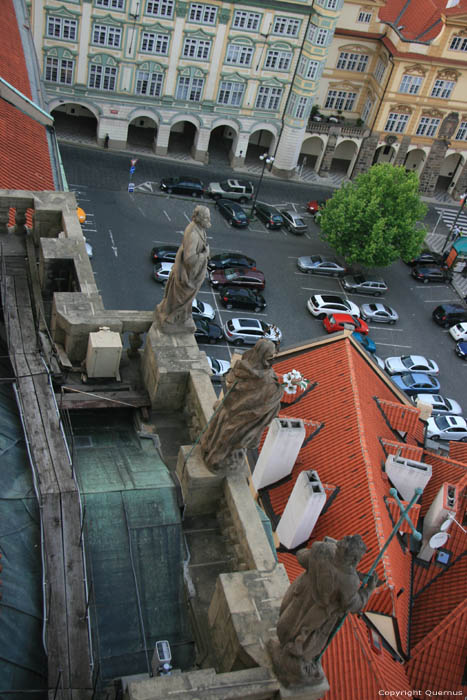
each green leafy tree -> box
[319,163,427,267]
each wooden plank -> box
[55,389,151,410]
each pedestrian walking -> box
[104,134,109,149]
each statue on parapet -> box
[200,339,283,474]
[269,534,379,688]
[154,205,210,334]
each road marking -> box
[184,212,191,222]
[423,298,458,303]
[163,210,171,221]
[366,326,405,332]
[82,227,97,233]
[108,229,118,257]
[375,341,412,348]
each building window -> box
[265,49,292,71]
[88,64,117,90]
[299,57,319,80]
[95,0,124,8]
[189,4,217,24]
[326,0,338,8]
[255,85,283,110]
[416,117,440,137]
[141,32,169,54]
[361,97,372,122]
[431,79,455,99]
[232,10,261,31]
[449,35,467,51]
[336,51,369,72]
[145,0,174,18]
[399,74,423,94]
[46,16,78,40]
[455,121,467,140]
[135,70,163,96]
[272,16,300,37]
[308,25,330,46]
[384,112,409,133]
[92,24,122,48]
[217,80,245,106]
[225,44,253,66]
[296,96,308,119]
[182,38,211,60]
[45,56,74,84]
[374,58,386,82]
[324,89,357,111]
[358,11,372,23]
[176,75,204,101]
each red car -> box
[323,313,369,335]
[307,199,327,215]
[209,267,265,290]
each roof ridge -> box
[413,550,467,599]
[408,595,467,657]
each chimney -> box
[276,470,326,549]
[417,483,457,562]
[385,452,431,501]
[252,417,306,490]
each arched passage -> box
[437,153,464,192]
[51,103,98,141]
[404,148,426,173]
[298,136,325,171]
[168,120,198,156]
[372,144,396,165]
[207,124,238,164]
[245,129,275,165]
[330,140,358,175]
[127,115,158,148]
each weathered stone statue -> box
[269,534,379,687]
[154,205,210,333]
[200,339,283,473]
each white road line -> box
[163,210,171,221]
[69,183,89,188]
[423,298,458,303]
[108,229,118,257]
[82,227,97,233]
[367,326,405,332]
[183,212,191,222]
[375,342,412,348]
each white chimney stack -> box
[385,453,431,501]
[252,418,306,490]
[276,470,326,549]
[418,483,457,562]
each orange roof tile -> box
[449,442,467,465]
[379,0,467,42]
[386,498,421,535]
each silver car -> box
[342,274,388,296]
[207,179,253,203]
[426,415,467,442]
[413,394,462,416]
[297,255,346,277]
[223,317,282,346]
[360,303,398,324]
[280,210,308,235]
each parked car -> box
[85,239,93,259]
[384,355,439,376]
[307,199,328,216]
[432,304,467,328]
[411,265,451,284]
[160,176,204,197]
[413,394,462,416]
[224,317,282,346]
[372,354,385,371]
[449,322,467,341]
[77,207,86,224]
[342,274,388,296]
[297,255,347,277]
[360,303,398,324]
[391,373,441,396]
[323,313,369,335]
[216,199,249,227]
[153,262,173,283]
[194,318,223,344]
[208,252,256,271]
[456,340,467,359]
[405,252,444,267]
[253,202,284,229]
[307,294,360,319]
[280,209,308,235]
[426,415,467,442]
[207,355,231,379]
[352,332,376,353]
[192,298,215,320]
[218,286,266,312]
[207,179,253,203]
[151,245,179,263]
[210,267,265,290]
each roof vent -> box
[385,453,431,502]
[276,470,326,549]
[417,483,457,562]
[252,417,306,490]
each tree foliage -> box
[319,163,427,267]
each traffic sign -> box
[130,158,138,166]
[128,182,135,193]
[130,166,135,174]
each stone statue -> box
[200,339,283,473]
[269,535,379,687]
[155,205,210,333]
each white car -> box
[449,322,467,341]
[206,179,253,203]
[153,262,173,283]
[85,239,93,259]
[426,415,467,442]
[414,394,462,416]
[306,294,360,319]
[223,318,282,346]
[384,355,439,376]
[207,355,231,379]
[192,298,215,320]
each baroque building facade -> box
[29,0,467,194]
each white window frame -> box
[95,0,124,8]
[416,117,440,137]
[336,51,369,72]
[455,121,467,141]
[225,44,253,66]
[135,70,163,96]
[324,89,357,111]
[88,64,117,90]
[296,96,308,119]
[384,112,409,133]
[299,57,319,80]
[265,49,292,71]
[217,80,245,106]
[176,75,204,101]
[272,16,300,37]
[358,11,372,23]
[232,10,261,31]
[145,0,174,18]
[399,74,423,94]
[325,0,338,8]
[430,79,455,99]
[141,31,169,55]
[45,55,74,84]
[361,97,372,123]
[46,16,78,40]
[316,28,329,45]
[92,24,122,48]
[182,37,211,60]
[374,58,386,83]
[255,85,283,111]
[189,3,217,25]
[449,35,467,51]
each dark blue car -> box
[216,199,249,227]
[456,341,467,360]
[391,372,440,396]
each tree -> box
[319,163,427,267]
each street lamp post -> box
[250,152,274,219]
[442,192,467,252]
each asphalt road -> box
[60,143,466,410]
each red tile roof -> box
[379,0,467,42]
